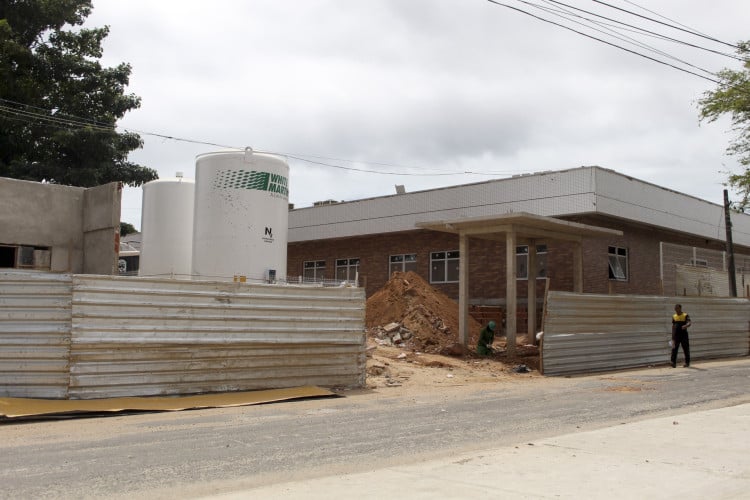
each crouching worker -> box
[477,320,496,355]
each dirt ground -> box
[365,340,541,392]
[364,271,541,391]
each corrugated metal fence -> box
[542,292,750,376]
[675,264,749,298]
[1,272,365,399]
[0,271,72,398]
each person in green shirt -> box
[477,320,496,355]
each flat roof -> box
[416,212,623,241]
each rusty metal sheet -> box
[0,385,336,419]
[542,292,750,376]
[69,275,366,399]
[0,271,72,398]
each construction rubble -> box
[365,271,483,355]
[363,272,540,389]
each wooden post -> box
[724,189,738,297]
[506,229,517,357]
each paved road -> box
[223,402,750,499]
[1,358,749,499]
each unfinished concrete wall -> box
[0,177,121,274]
[82,182,122,274]
[0,177,85,272]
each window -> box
[0,246,16,268]
[608,246,628,280]
[0,245,50,270]
[690,258,708,267]
[430,251,459,283]
[390,254,417,275]
[516,245,547,279]
[336,258,360,282]
[303,260,326,281]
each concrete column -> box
[459,233,470,346]
[506,229,517,356]
[528,239,537,345]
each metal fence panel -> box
[542,292,750,376]
[70,275,365,399]
[660,242,750,297]
[0,271,71,398]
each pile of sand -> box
[365,271,483,354]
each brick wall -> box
[287,214,748,302]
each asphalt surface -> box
[217,402,750,499]
[1,358,749,499]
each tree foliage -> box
[119,221,137,236]
[0,0,157,187]
[698,41,750,207]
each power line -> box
[486,0,720,84]
[0,97,117,130]
[0,104,115,132]
[1,97,519,178]
[620,0,711,39]
[592,0,740,50]
[528,0,719,77]
[267,152,461,176]
[539,0,741,61]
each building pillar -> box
[573,241,583,293]
[506,229,517,356]
[528,239,537,345]
[459,233,470,346]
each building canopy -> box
[416,212,623,355]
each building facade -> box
[287,167,750,307]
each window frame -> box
[303,260,327,281]
[608,246,628,281]
[335,257,360,282]
[389,253,417,275]
[430,250,460,284]
[515,244,548,280]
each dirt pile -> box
[365,271,483,354]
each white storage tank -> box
[192,148,289,282]
[139,174,195,277]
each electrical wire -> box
[0,98,519,178]
[621,0,711,39]
[526,0,719,77]
[539,0,741,61]
[486,0,721,84]
[592,0,740,50]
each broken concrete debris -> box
[374,323,413,346]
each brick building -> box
[287,167,750,314]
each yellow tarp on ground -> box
[0,385,336,419]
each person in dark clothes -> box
[671,304,691,368]
[477,320,496,355]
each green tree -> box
[698,41,750,207]
[120,221,137,237]
[0,0,157,187]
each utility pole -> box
[724,189,737,297]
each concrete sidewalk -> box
[210,403,750,499]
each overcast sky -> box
[84,1,749,230]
